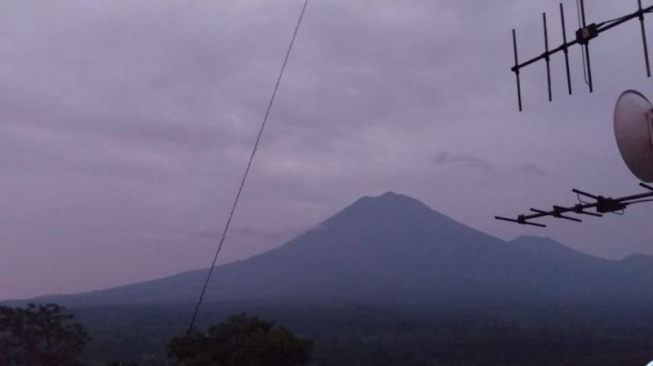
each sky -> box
[1,0,653,300]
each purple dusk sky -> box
[1,0,652,300]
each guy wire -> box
[186,0,310,334]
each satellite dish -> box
[614,90,653,182]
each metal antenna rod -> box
[638,0,652,77]
[584,44,594,92]
[512,29,523,111]
[579,0,594,92]
[543,13,552,102]
[560,3,573,94]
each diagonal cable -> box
[186,0,310,333]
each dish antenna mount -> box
[512,0,653,110]
[497,89,653,227]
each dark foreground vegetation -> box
[73,303,653,366]
[0,303,90,365]
[167,313,313,366]
[2,302,652,365]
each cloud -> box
[433,152,495,171]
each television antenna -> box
[496,89,653,227]
[512,0,653,111]
[495,183,653,227]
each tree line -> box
[0,303,313,366]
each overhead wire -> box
[624,198,653,205]
[575,192,589,204]
[597,14,631,27]
[186,0,310,334]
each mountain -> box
[16,192,653,308]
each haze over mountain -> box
[18,192,653,308]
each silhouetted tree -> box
[0,303,90,366]
[167,313,313,366]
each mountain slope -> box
[19,192,653,308]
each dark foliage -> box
[77,304,653,366]
[167,313,313,366]
[0,303,90,366]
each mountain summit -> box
[21,192,653,307]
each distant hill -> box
[14,192,653,308]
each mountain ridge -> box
[9,192,653,308]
